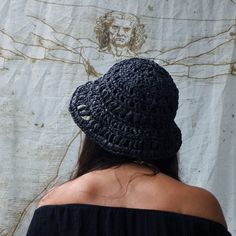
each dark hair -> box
[70,135,181,181]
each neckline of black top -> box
[35,202,229,232]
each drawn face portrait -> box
[108,18,133,48]
[95,11,146,56]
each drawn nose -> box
[117,27,124,35]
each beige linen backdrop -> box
[0,0,235,235]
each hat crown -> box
[99,58,179,123]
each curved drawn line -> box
[11,130,82,235]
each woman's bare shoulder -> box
[181,185,227,229]
[37,177,95,208]
[37,181,73,208]
[37,186,60,208]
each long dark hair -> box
[70,135,181,181]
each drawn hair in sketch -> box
[95,11,146,54]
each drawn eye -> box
[111,25,119,30]
[124,27,131,32]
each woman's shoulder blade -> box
[181,185,228,229]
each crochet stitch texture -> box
[69,58,182,160]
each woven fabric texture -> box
[69,58,182,160]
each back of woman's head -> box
[70,135,180,180]
[68,58,182,181]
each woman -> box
[26,58,231,235]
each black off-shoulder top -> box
[26,203,232,236]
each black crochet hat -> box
[69,58,182,160]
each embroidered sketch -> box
[0,8,235,79]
